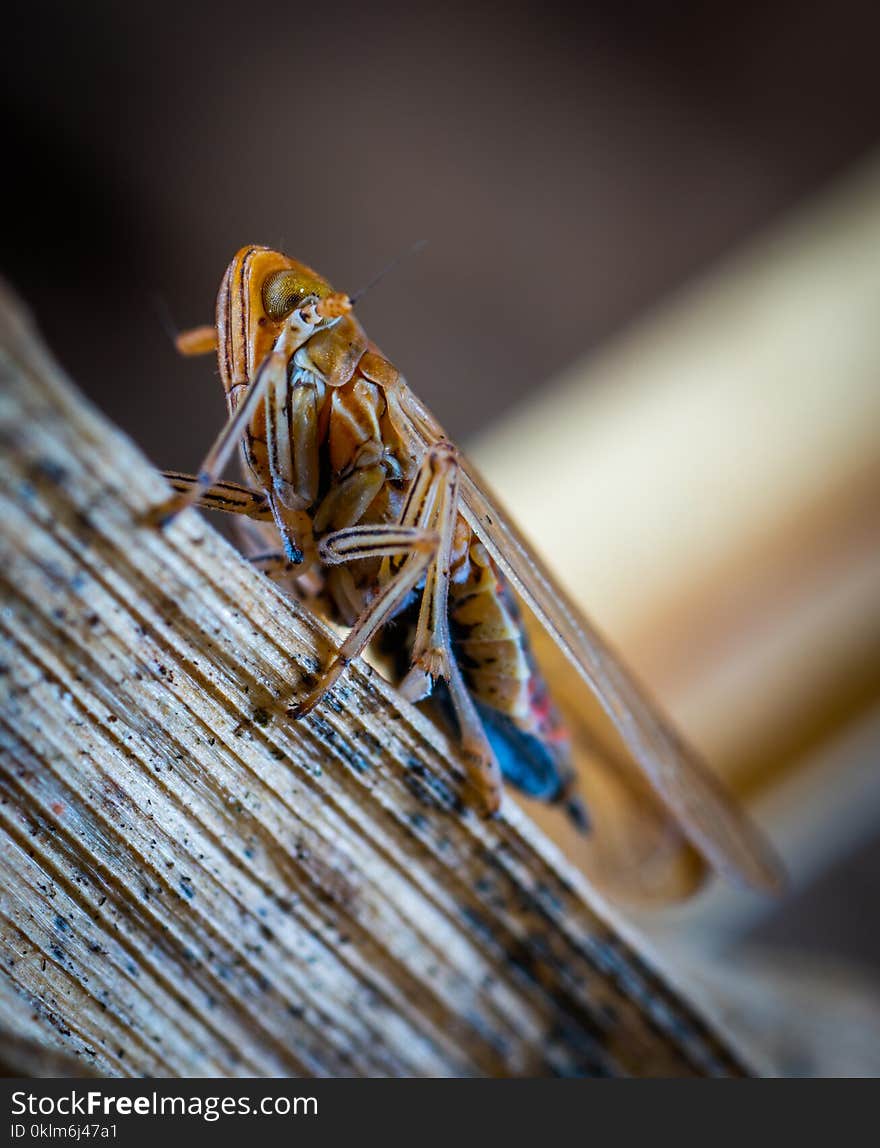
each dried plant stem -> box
[0,283,750,1077]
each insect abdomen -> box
[450,542,532,719]
[450,542,584,826]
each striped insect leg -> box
[265,368,325,512]
[159,472,273,520]
[149,307,318,527]
[388,443,503,817]
[287,523,438,717]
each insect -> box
[152,245,783,894]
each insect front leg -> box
[265,368,325,513]
[149,301,333,528]
[161,469,306,564]
[259,366,331,565]
[246,551,302,581]
[160,472,273,520]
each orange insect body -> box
[157,243,784,894]
[220,248,581,821]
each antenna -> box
[349,239,428,306]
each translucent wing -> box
[392,385,785,893]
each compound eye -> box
[262,270,328,319]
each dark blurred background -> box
[3,0,880,1019]
[4,0,880,462]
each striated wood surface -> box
[0,283,751,1077]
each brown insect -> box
[153,245,783,895]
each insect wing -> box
[393,385,784,893]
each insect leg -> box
[246,551,301,581]
[399,443,503,818]
[398,441,460,695]
[265,369,324,512]
[312,465,387,536]
[160,472,272,519]
[288,523,438,718]
[149,309,319,527]
[323,441,502,817]
[265,492,306,565]
[161,468,304,563]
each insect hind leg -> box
[290,441,504,819]
[398,442,503,817]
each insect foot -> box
[398,665,433,703]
